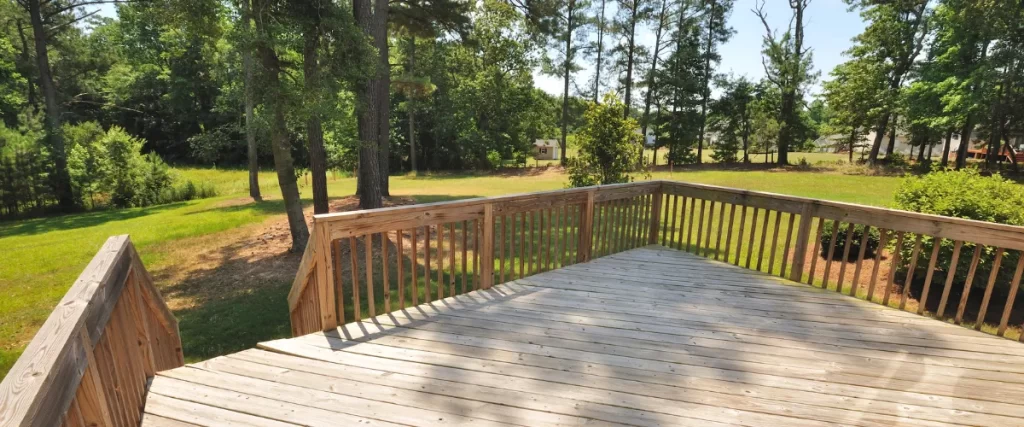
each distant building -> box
[533,139,560,161]
[812,131,1024,160]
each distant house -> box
[533,139,560,160]
[812,131,1024,162]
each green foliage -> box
[486,150,502,170]
[818,222,881,260]
[568,94,641,187]
[893,169,1024,290]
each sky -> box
[532,0,867,98]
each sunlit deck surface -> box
[143,246,1024,426]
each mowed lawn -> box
[0,163,902,379]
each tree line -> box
[822,0,1024,170]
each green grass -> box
[1,163,908,379]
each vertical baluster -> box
[714,202,727,260]
[822,220,841,289]
[349,237,360,321]
[768,211,783,275]
[836,223,855,293]
[724,204,736,262]
[755,211,771,271]
[781,213,797,279]
[662,195,674,245]
[694,199,706,254]
[541,208,549,270]
[553,206,562,267]
[611,199,622,254]
[937,241,964,317]
[899,235,924,310]
[685,198,696,251]
[745,208,759,269]
[365,234,375,317]
[437,224,445,299]
[881,232,905,307]
[667,195,679,246]
[701,201,714,257]
[462,221,469,292]
[449,222,456,296]
[629,197,639,248]
[382,232,390,313]
[675,197,687,250]
[560,205,569,266]
[866,229,889,302]
[955,245,983,324]
[604,202,615,256]
[499,216,506,284]
[917,240,942,310]
[397,230,405,310]
[425,226,433,301]
[975,248,1004,330]
[528,210,537,273]
[997,256,1024,336]
[848,228,870,297]
[806,218,824,285]
[411,229,419,305]
[333,240,345,324]
[519,213,526,277]
[473,220,480,290]
[734,205,747,265]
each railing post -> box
[647,185,663,245]
[480,203,495,289]
[789,203,816,282]
[314,221,337,330]
[578,189,596,262]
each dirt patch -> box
[149,195,418,311]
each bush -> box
[567,94,641,187]
[893,169,1024,290]
[819,222,881,260]
[486,150,502,171]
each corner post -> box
[789,203,816,282]
[647,183,663,244]
[578,189,596,262]
[314,221,337,330]
[480,203,495,288]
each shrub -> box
[893,169,1024,290]
[100,126,148,208]
[486,150,502,171]
[567,94,641,187]
[819,222,881,260]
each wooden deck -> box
[143,246,1024,426]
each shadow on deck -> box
[143,246,1024,426]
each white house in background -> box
[812,131,995,157]
[532,139,560,160]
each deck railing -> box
[0,235,183,427]
[289,180,1024,341]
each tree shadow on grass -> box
[0,202,186,238]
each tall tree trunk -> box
[867,113,890,164]
[955,118,974,170]
[622,0,638,119]
[240,0,262,202]
[376,0,390,197]
[641,0,668,141]
[354,0,383,208]
[560,0,575,167]
[28,0,73,210]
[696,0,716,165]
[407,36,417,174]
[15,20,36,109]
[304,22,329,214]
[885,114,897,158]
[941,129,952,166]
[254,9,310,251]
[849,130,856,163]
[593,0,607,103]
[917,138,926,163]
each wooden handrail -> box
[289,180,1024,341]
[0,235,183,427]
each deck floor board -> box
[144,246,1024,426]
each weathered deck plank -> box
[144,246,1024,426]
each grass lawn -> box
[0,162,906,379]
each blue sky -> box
[533,0,867,98]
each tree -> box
[754,0,814,165]
[238,0,261,202]
[695,0,733,164]
[639,0,670,147]
[588,0,609,102]
[611,0,649,118]
[658,0,702,165]
[543,0,590,166]
[841,0,930,165]
[709,75,753,163]
[568,93,641,186]
[822,58,885,162]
